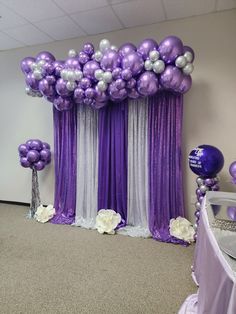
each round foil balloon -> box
[229,161,236,184]
[188,145,224,178]
[227,207,236,221]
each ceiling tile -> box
[107,0,129,4]
[54,0,108,14]
[71,6,122,35]
[34,16,85,40]
[0,31,25,50]
[163,0,216,20]
[0,0,64,22]
[112,0,165,28]
[0,4,27,30]
[3,24,53,45]
[216,0,236,11]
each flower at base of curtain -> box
[95,209,121,234]
[169,217,195,243]
[35,204,55,223]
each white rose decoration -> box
[95,209,121,234]
[169,217,195,243]
[35,204,55,223]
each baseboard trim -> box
[0,200,30,207]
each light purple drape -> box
[98,101,128,226]
[148,92,186,244]
[51,105,77,224]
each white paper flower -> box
[95,209,121,234]
[35,204,55,223]
[169,217,195,243]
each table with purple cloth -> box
[179,191,236,314]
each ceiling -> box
[0,0,235,51]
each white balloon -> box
[68,49,77,58]
[184,51,193,63]
[74,70,83,81]
[149,50,159,62]
[97,80,107,92]
[67,70,76,81]
[33,69,43,80]
[60,69,67,80]
[25,86,31,95]
[103,71,112,83]
[37,60,46,67]
[30,62,37,71]
[144,60,153,71]
[94,50,103,62]
[183,63,194,75]
[95,69,104,81]
[110,45,118,51]
[66,81,76,91]
[153,60,165,74]
[175,56,187,68]
[99,39,111,53]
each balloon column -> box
[18,139,51,218]
[188,145,224,239]
[20,36,195,110]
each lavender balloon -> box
[65,57,81,70]
[178,75,192,94]
[158,36,184,64]
[78,51,90,65]
[137,71,159,96]
[100,49,121,71]
[83,43,94,56]
[137,38,158,59]
[122,52,144,76]
[118,43,136,57]
[73,88,85,104]
[229,161,236,184]
[56,78,72,97]
[36,51,55,63]
[83,61,100,80]
[21,57,35,74]
[25,73,39,91]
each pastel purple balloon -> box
[54,96,73,111]
[118,43,136,57]
[18,144,28,157]
[42,142,50,150]
[20,157,31,168]
[20,57,35,74]
[40,149,51,162]
[85,87,96,99]
[178,75,192,94]
[159,65,182,90]
[65,57,81,70]
[183,46,195,62]
[229,161,236,179]
[34,160,45,171]
[137,71,159,96]
[53,60,64,76]
[100,49,121,71]
[121,69,132,81]
[227,207,236,221]
[83,43,94,56]
[27,150,40,163]
[29,140,43,151]
[78,51,90,65]
[112,67,122,79]
[25,73,39,91]
[73,88,85,104]
[83,61,100,80]
[36,51,55,63]
[79,77,92,90]
[137,38,158,59]
[158,36,183,64]
[56,78,71,97]
[122,52,144,76]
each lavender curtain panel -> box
[98,101,128,226]
[148,92,185,244]
[51,105,77,224]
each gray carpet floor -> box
[0,203,197,314]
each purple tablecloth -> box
[179,192,236,314]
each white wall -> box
[0,10,235,222]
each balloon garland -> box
[18,139,51,218]
[20,36,195,111]
[188,145,224,239]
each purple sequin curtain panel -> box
[148,92,185,244]
[98,101,128,226]
[51,105,77,224]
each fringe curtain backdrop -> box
[52,92,185,243]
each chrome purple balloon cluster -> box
[20,36,194,111]
[18,139,51,171]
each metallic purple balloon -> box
[83,61,100,80]
[40,149,51,162]
[36,51,55,63]
[65,57,81,70]
[53,60,64,76]
[20,57,35,74]
[53,96,73,111]
[83,43,94,56]
[85,87,96,99]
[83,98,93,106]
[159,66,182,91]
[39,79,55,97]
[78,51,90,65]
[34,160,45,171]
[229,161,236,180]
[137,38,158,59]
[109,83,128,101]
[183,46,195,62]
[73,88,85,104]
[56,78,71,97]
[118,43,136,57]
[227,207,236,221]
[20,157,31,168]
[204,178,215,187]
[79,77,92,90]
[128,88,140,99]
[42,142,50,150]
[158,36,183,64]
[121,69,132,81]
[42,62,54,75]
[198,196,204,203]
[137,71,159,96]
[45,75,56,85]
[29,140,43,151]
[178,75,192,94]
[27,150,40,163]
[18,144,28,157]
[112,67,122,79]
[100,49,121,71]
[126,78,136,89]
[211,184,220,191]
[115,78,126,90]
[91,101,107,109]
[122,52,144,76]
[25,73,39,91]
[95,88,108,103]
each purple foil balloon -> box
[78,51,90,65]
[83,43,94,56]
[112,67,122,79]
[121,69,132,81]
[122,52,144,76]
[18,144,28,157]
[229,161,236,181]
[56,78,71,97]
[74,88,85,104]
[128,88,140,99]
[34,160,45,171]
[29,140,43,151]
[159,65,182,91]
[42,142,50,150]
[65,57,81,70]
[20,157,31,168]
[91,101,107,109]
[40,149,51,162]
[85,87,96,99]
[36,51,55,63]
[25,73,39,91]
[178,75,192,94]
[27,150,40,163]
[205,178,216,187]
[115,78,126,90]
[126,78,136,89]
[79,78,92,90]
[227,207,236,221]
[54,96,73,111]
[137,71,159,96]
[39,79,55,97]
[100,49,121,71]
[95,88,108,103]
[158,36,183,64]
[53,60,64,76]
[118,43,136,57]
[21,57,35,74]
[183,46,195,62]
[137,38,158,59]
[83,61,100,80]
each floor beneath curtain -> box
[0,203,197,314]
